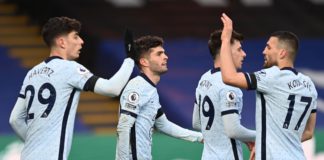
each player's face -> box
[65,31,84,60]
[263,37,279,68]
[231,40,246,69]
[147,46,168,75]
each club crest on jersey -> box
[77,66,89,75]
[226,91,236,102]
[128,92,139,104]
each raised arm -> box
[219,13,248,89]
[92,58,134,97]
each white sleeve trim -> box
[94,58,134,97]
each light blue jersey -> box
[245,66,318,160]
[118,73,163,160]
[117,73,202,160]
[18,56,94,160]
[195,68,244,160]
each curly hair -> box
[41,17,81,47]
[133,35,164,66]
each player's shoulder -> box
[57,60,90,76]
[122,76,154,103]
[221,84,242,95]
[298,72,318,96]
[125,76,155,93]
[254,66,281,82]
[255,66,280,76]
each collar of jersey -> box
[281,67,298,75]
[45,56,63,63]
[140,73,156,87]
[211,67,221,74]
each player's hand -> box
[124,28,135,59]
[245,142,255,160]
[245,141,254,151]
[249,144,255,160]
[220,13,233,42]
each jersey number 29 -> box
[24,83,56,120]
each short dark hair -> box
[208,29,244,60]
[41,17,81,47]
[133,35,164,66]
[270,31,299,61]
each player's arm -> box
[83,58,134,97]
[301,111,316,142]
[219,13,248,89]
[80,29,135,97]
[155,109,203,143]
[222,113,256,142]
[192,101,201,131]
[9,97,27,142]
[116,111,137,160]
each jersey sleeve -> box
[155,114,203,143]
[219,87,242,116]
[245,66,278,93]
[310,80,318,112]
[67,62,94,90]
[119,85,150,117]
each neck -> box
[50,48,67,60]
[141,70,160,85]
[214,59,220,68]
[278,60,294,69]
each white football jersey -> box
[245,66,318,160]
[18,56,94,160]
[195,68,244,160]
[118,73,162,160]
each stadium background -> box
[0,0,323,159]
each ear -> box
[139,57,149,67]
[55,37,66,49]
[278,49,287,59]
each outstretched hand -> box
[124,28,135,59]
[220,13,233,42]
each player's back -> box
[20,57,92,160]
[254,66,317,160]
[195,68,243,160]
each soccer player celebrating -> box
[115,35,203,160]
[219,13,317,159]
[192,29,255,160]
[9,17,135,160]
